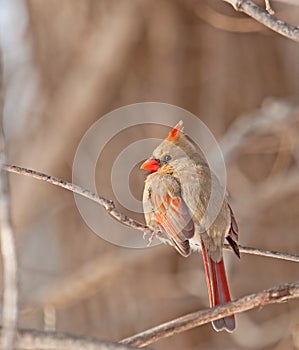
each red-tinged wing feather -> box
[150,191,194,257]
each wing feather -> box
[148,176,195,257]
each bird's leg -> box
[143,228,162,246]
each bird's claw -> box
[143,229,161,247]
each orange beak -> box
[140,158,160,172]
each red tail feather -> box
[200,239,236,332]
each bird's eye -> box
[163,154,172,162]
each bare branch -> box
[20,244,297,319]
[4,165,299,264]
[223,0,299,42]
[121,281,299,348]
[0,328,150,350]
[0,50,18,350]
[4,164,147,233]
[225,243,299,262]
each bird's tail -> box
[200,239,235,332]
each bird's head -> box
[140,121,200,173]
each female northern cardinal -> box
[140,121,239,332]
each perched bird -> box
[140,121,239,332]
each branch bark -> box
[4,165,147,232]
[4,164,299,263]
[225,243,299,262]
[223,0,299,42]
[121,281,299,347]
[0,328,151,350]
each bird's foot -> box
[143,229,162,247]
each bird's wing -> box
[149,176,195,257]
[226,203,240,258]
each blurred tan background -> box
[1,0,299,349]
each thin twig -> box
[0,50,18,350]
[224,243,299,262]
[4,164,299,263]
[4,164,147,232]
[19,245,298,318]
[223,0,299,42]
[0,328,151,350]
[121,281,299,347]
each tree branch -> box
[0,328,150,350]
[121,281,299,347]
[224,243,299,262]
[223,0,299,42]
[4,164,299,263]
[0,50,18,350]
[4,164,147,233]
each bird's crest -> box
[167,120,184,141]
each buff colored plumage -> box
[141,121,239,332]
